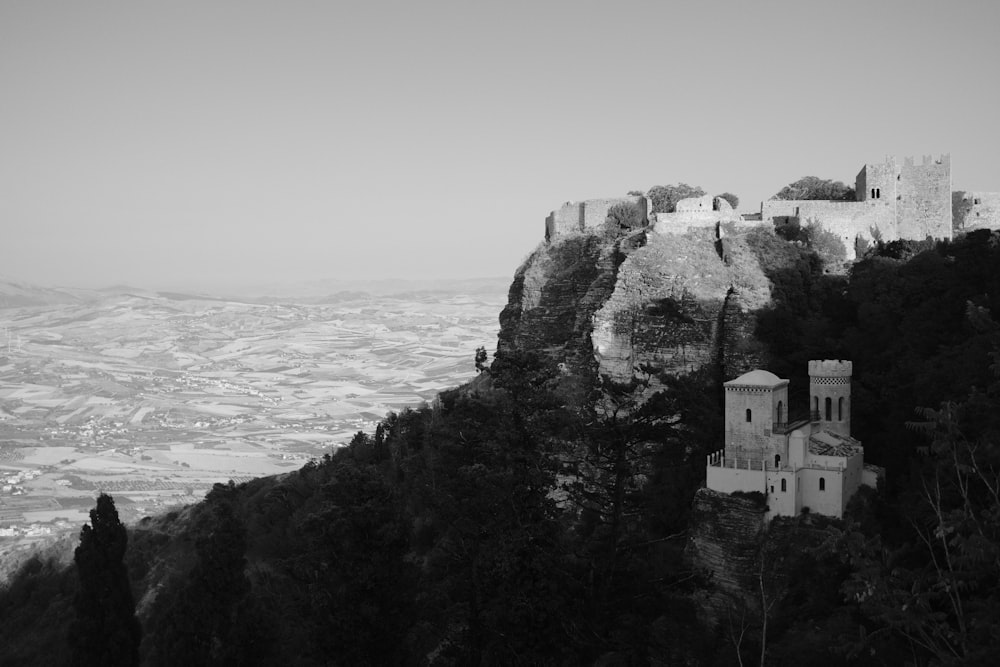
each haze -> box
[2,0,998,291]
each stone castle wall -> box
[761,199,895,259]
[895,155,951,240]
[545,196,649,241]
[955,191,1000,232]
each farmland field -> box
[0,283,506,555]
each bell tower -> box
[809,360,852,437]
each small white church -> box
[706,360,880,519]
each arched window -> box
[776,400,784,424]
[812,396,819,417]
[838,397,844,421]
[774,454,781,468]
[825,397,832,421]
[819,477,826,491]
[780,478,786,492]
[745,408,752,422]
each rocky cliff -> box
[497,224,784,399]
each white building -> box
[705,360,879,519]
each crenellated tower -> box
[809,360,852,437]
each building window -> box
[838,397,844,421]
[819,477,826,491]
[825,397,832,421]
[870,188,876,199]
[776,400,784,423]
[746,408,752,422]
[974,198,981,205]
[781,479,787,492]
[775,454,781,468]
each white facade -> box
[705,360,870,519]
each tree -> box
[771,176,855,201]
[647,183,706,214]
[69,493,141,667]
[717,192,740,209]
[474,346,489,373]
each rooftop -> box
[725,369,787,389]
[809,430,863,457]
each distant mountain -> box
[0,277,89,308]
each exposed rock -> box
[685,487,766,624]
[497,224,794,398]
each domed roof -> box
[725,369,786,388]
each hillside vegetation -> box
[2,229,1000,665]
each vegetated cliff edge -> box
[497,222,822,623]
[498,223,787,398]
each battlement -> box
[808,360,852,377]
[903,154,950,168]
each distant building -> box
[543,154,1000,255]
[705,360,880,519]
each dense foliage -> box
[2,230,1000,665]
[647,183,706,214]
[772,176,856,201]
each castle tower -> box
[723,370,789,463]
[856,156,898,204]
[809,360,852,437]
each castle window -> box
[781,479,787,492]
[776,400,784,424]
[825,397,832,421]
[819,477,826,491]
[974,198,981,205]
[870,188,875,199]
[876,188,881,199]
[746,408,752,422]
[838,397,844,421]
[775,454,781,468]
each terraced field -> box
[0,285,505,552]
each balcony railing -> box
[772,417,810,434]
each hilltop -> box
[2,202,1000,663]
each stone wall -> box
[545,202,583,240]
[955,191,1000,232]
[675,194,714,212]
[858,158,898,203]
[896,155,951,240]
[545,196,649,241]
[761,199,895,260]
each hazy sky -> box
[2,0,998,290]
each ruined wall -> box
[761,199,895,259]
[545,196,649,240]
[955,191,1000,232]
[581,195,649,231]
[545,202,583,240]
[896,155,951,240]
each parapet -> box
[675,194,714,212]
[808,360,853,377]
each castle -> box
[544,155,1000,258]
[705,360,880,519]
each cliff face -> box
[497,225,776,396]
[685,488,767,623]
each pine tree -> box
[69,493,141,666]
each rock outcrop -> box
[685,487,767,623]
[497,223,780,399]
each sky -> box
[1,0,999,291]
